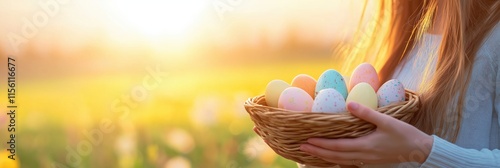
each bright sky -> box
[0,0,364,57]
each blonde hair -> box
[336,0,500,142]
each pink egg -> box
[349,63,380,91]
[278,87,313,112]
[377,79,406,107]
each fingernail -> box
[349,102,359,110]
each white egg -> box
[312,88,346,113]
[377,79,406,107]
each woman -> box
[298,0,499,167]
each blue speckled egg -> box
[315,69,348,99]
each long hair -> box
[336,0,500,142]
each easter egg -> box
[377,79,406,107]
[315,69,348,99]
[291,74,317,98]
[349,63,380,91]
[346,83,378,110]
[312,88,346,113]
[278,87,313,112]
[265,80,290,107]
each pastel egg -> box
[346,83,378,110]
[312,88,346,113]
[377,79,406,107]
[291,74,317,98]
[278,87,313,112]
[315,69,348,99]
[349,63,380,91]
[265,80,290,107]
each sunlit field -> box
[1,56,336,168]
[0,0,361,167]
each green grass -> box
[1,58,335,168]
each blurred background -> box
[0,0,365,167]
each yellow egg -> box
[346,82,378,110]
[265,80,290,107]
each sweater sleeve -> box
[420,135,500,167]
[422,23,500,168]
[494,22,500,131]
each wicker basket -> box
[244,90,420,167]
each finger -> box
[318,158,366,168]
[337,165,359,168]
[316,157,371,168]
[300,144,367,161]
[347,102,391,129]
[307,138,368,152]
[317,158,354,167]
[304,151,366,166]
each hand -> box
[299,102,434,166]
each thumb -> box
[347,102,391,128]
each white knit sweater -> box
[299,22,500,168]
[375,22,500,168]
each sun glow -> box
[108,0,205,39]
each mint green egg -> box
[315,69,348,99]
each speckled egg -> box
[291,74,317,98]
[265,80,290,107]
[349,63,380,92]
[346,83,378,110]
[312,88,346,113]
[315,69,348,99]
[278,87,313,112]
[377,79,406,107]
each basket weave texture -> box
[244,90,420,167]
